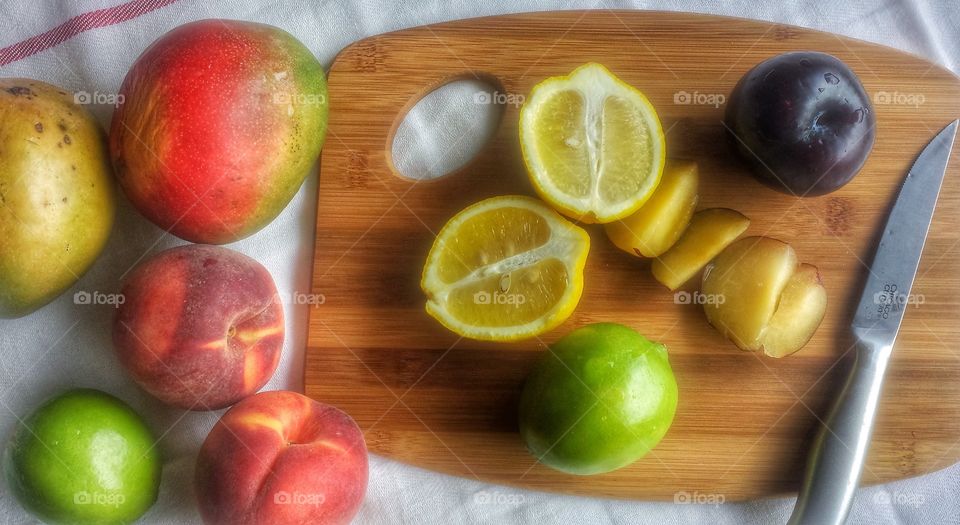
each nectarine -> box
[113,245,283,410]
[195,391,368,525]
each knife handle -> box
[787,339,892,525]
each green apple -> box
[4,389,161,524]
[519,323,678,475]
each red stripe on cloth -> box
[0,0,182,66]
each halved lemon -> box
[421,195,590,341]
[520,63,666,224]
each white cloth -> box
[1,1,958,524]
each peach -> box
[195,391,368,525]
[113,245,283,410]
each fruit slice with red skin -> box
[651,208,750,290]
[701,236,797,351]
[110,19,328,244]
[702,236,827,356]
[761,263,827,357]
[605,161,699,257]
[195,391,368,525]
[113,244,283,410]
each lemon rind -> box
[421,195,590,341]
[519,62,666,224]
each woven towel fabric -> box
[1,1,958,524]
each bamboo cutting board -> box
[304,11,960,500]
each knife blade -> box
[788,120,958,525]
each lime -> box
[519,323,678,475]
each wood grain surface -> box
[304,10,960,500]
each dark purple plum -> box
[725,51,876,196]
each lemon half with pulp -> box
[421,195,590,341]
[520,63,666,224]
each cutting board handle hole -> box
[388,74,506,181]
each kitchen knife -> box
[788,119,958,525]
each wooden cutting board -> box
[304,11,960,501]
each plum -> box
[725,52,875,196]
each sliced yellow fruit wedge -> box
[520,63,666,224]
[605,161,699,258]
[702,237,798,350]
[761,263,827,358]
[421,195,590,341]
[651,208,750,290]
